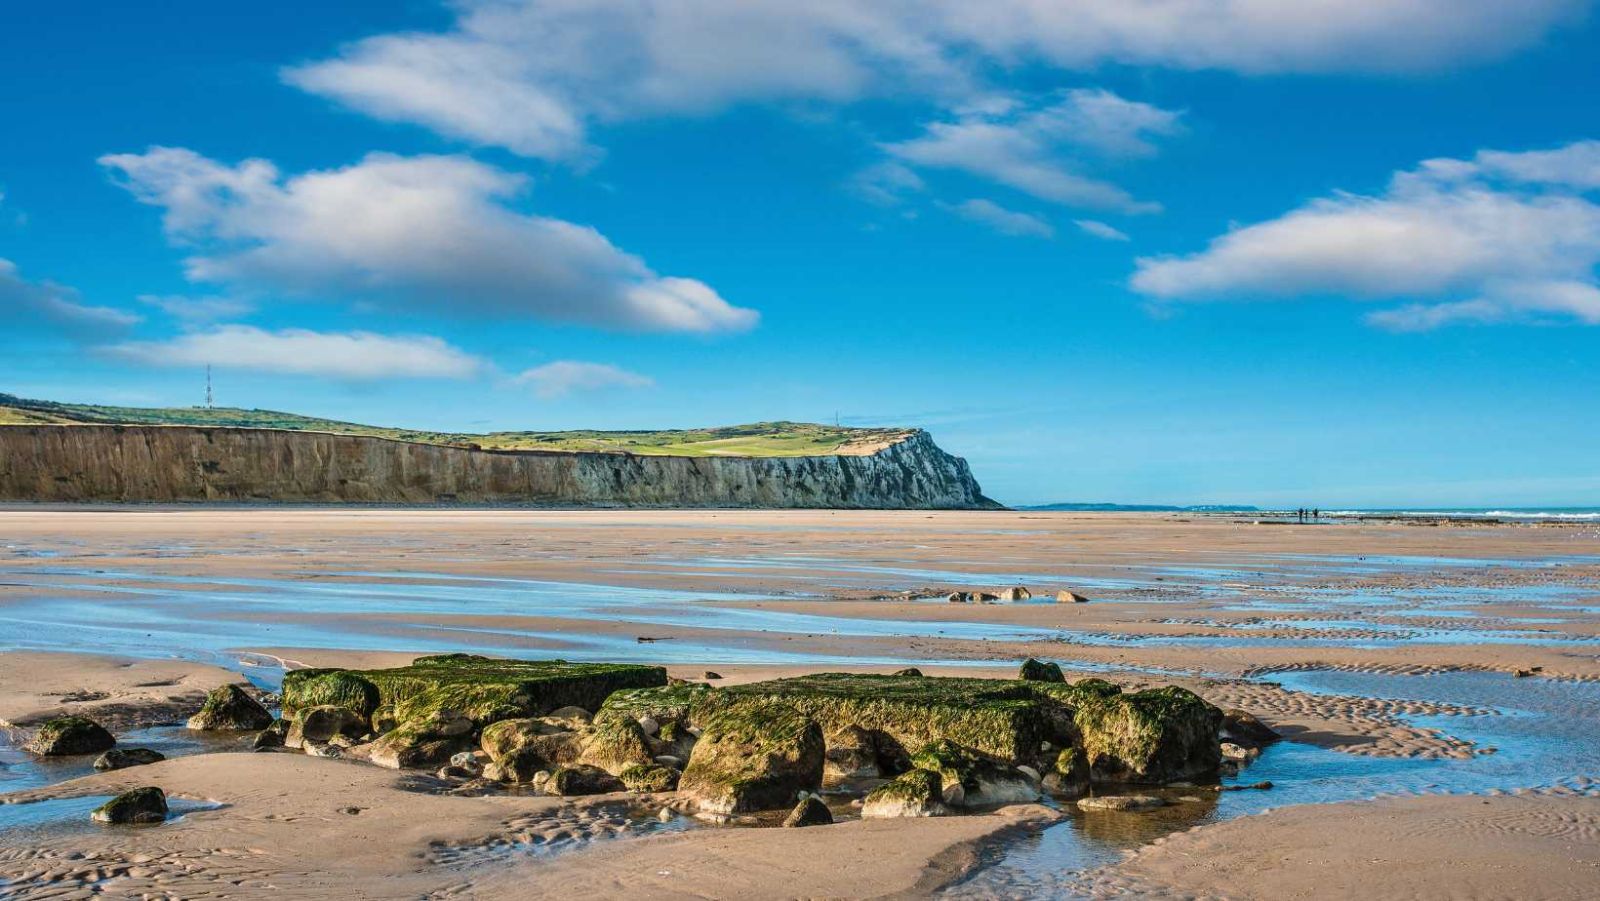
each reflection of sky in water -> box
[954,670,1600,897]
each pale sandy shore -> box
[2,508,1598,898]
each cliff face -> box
[0,426,1000,509]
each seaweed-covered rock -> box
[282,655,667,742]
[620,763,680,792]
[1222,708,1280,747]
[287,705,368,748]
[861,769,948,818]
[580,717,656,775]
[91,787,167,824]
[1061,685,1222,783]
[783,795,834,827]
[280,670,380,719]
[479,718,570,761]
[1041,746,1090,798]
[1018,658,1064,683]
[94,748,165,771]
[909,740,1036,807]
[253,718,290,750]
[823,724,880,780]
[597,683,713,730]
[652,719,699,761]
[187,684,273,731]
[891,668,924,677]
[494,733,586,782]
[548,764,624,796]
[26,715,115,756]
[678,705,824,814]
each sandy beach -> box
[2,508,1598,898]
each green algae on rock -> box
[187,684,274,731]
[579,717,657,775]
[548,764,624,796]
[1018,658,1065,683]
[861,768,948,818]
[280,670,381,719]
[1053,684,1222,783]
[94,747,166,771]
[91,787,167,824]
[678,704,824,814]
[26,715,115,756]
[620,763,681,792]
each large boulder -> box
[490,733,585,783]
[547,764,624,796]
[187,684,273,731]
[91,787,167,824]
[1018,658,1065,683]
[286,705,368,748]
[579,717,655,776]
[94,748,165,771]
[367,708,477,770]
[280,671,380,719]
[678,705,824,814]
[26,715,115,756]
[783,795,834,827]
[479,718,571,761]
[1054,684,1222,783]
[909,740,1037,807]
[620,763,680,792]
[861,769,948,818]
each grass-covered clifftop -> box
[0,393,908,458]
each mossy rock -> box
[596,682,714,729]
[620,763,680,792]
[782,795,834,827]
[26,715,115,756]
[91,787,167,824]
[280,670,380,719]
[1042,746,1090,798]
[579,717,655,776]
[286,705,368,747]
[479,718,572,762]
[488,732,584,782]
[1062,685,1222,783]
[1018,658,1064,683]
[284,655,666,729]
[861,768,947,818]
[678,704,824,814]
[187,684,273,731]
[548,764,624,796]
[93,747,165,771]
[909,739,1037,807]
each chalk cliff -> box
[0,426,1000,509]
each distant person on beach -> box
[1314,508,1320,520]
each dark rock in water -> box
[861,769,948,818]
[1077,794,1165,812]
[1220,780,1274,791]
[620,763,680,792]
[253,718,290,750]
[892,668,924,677]
[1221,709,1280,747]
[947,592,971,603]
[678,705,824,814]
[288,705,368,747]
[187,684,273,731]
[1018,658,1064,683]
[91,787,167,824]
[94,748,165,771]
[26,715,115,756]
[282,655,665,770]
[548,764,624,796]
[783,795,834,827]
[1041,746,1090,798]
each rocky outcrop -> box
[0,426,999,508]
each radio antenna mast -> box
[205,365,214,409]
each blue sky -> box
[4,2,1599,507]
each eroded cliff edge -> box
[0,426,1001,509]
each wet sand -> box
[2,508,1598,898]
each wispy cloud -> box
[1075,219,1130,242]
[1132,140,1600,329]
[99,147,757,334]
[0,259,140,337]
[107,325,486,379]
[138,294,255,323]
[511,361,654,398]
[946,198,1053,238]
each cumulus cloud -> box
[883,90,1178,213]
[106,325,485,379]
[946,199,1053,238]
[1131,141,1600,328]
[1075,219,1131,242]
[0,259,140,336]
[512,360,654,398]
[98,147,757,333]
[286,1,1582,161]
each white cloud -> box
[1075,219,1131,242]
[98,147,757,333]
[138,294,255,323]
[512,360,654,398]
[107,325,485,379]
[883,90,1177,213]
[947,199,1053,238]
[286,1,1583,161]
[1131,141,1600,329]
[0,258,141,336]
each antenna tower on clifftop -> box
[205,365,213,409]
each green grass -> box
[0,393,911,457]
